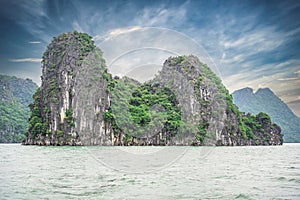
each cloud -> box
[207,11,300,116]
[225,59,300,94]
[220,54,247,64]
[97,26,222,87]
[72,20,84,33]
[219,26,285,68]
[286,27,300,37]
[109,26,141,36]
[93,35,104,41]
[288,98,300,104]
[286,103,300,117]
[16,1,53,42]
[2,0,299,116]
[94,26,142,42]
[133,2,188,27]
[221,27,284,51]
[278,77,298,81]
[96,5,299,110]
[10,58,42,63]
[28,41,42,44]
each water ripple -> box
[0,144,299,199]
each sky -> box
[0,0,299,116]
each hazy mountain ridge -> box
[232,87,300,142]
[0,75,37,142]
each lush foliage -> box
[28,87,46,139]
[128,83,181,135]
[0,75,37,142]
[103,77,182,139]
[65,109,75,128]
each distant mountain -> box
[232,87,300,142]
[0,75,38,143]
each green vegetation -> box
[103,107,122,135]
[65,109,75,127]
[102,73,183,141]
[73,31,95,63]
[28,87,45,139]
[128,83,181,135]
[0,75,37,142]
[102,69,117,92]
[196,120,209,143]
[103,77,137,136]
[169,55,187,65]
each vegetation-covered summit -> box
[25,31,107,145]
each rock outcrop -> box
[23,32,283,146]
[24,32,112,145]
[146,55,283,145]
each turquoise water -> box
[0,144,299,199]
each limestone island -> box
[23,32,283,146]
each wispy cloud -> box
[109,26,141,37]
[1,0,299,116]
[94,26,142,42]
[221,27,284,51]
[16,1,52,42]
[10,58,42,63]
[219,26,285,68]
[289,96,300,103]
[134,2,188,27]
[72,20,84,33]
[28,41,41,44]
[278,77,298,81]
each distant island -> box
[232,87,300,143]
[0,75,37,143]
[23,32,283,146]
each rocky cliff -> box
[23,32,283,146]
[24,32,112,145]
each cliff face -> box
[147,56,283,146]
[24,32,112,145]
[24,32,283,146]
[0,75,37,143]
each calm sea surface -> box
[0,143,299,199]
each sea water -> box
[0,143,299,199]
